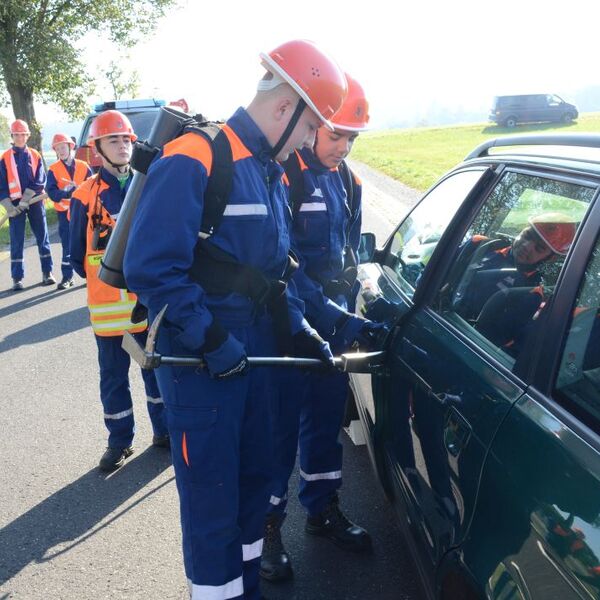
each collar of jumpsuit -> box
[299,145,333,175]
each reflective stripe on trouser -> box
[8,201,53,279]
[155,315,275,600]
[95,330,167,448]
[268,367,348,518]
[56,211,73,279]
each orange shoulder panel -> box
[162,132,213,174]
[222,125,252,161]
[352,171,362,185]
[72,173,100,207]
[282,172,289,186]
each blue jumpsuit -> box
[47,159,92,280]
[123,108,312,600]
[268,148,362,519]
[0,146,52,281]
[70,169,167,449]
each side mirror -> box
[358,232,376,263]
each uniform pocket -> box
[167,405,219,484]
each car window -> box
[80,110,158,145]
[384,169,486,298]
[556,241,600,427]
[432,170,595,368]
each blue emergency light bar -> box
[93,99,166,112]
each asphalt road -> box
[0,163,423,600]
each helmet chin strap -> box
[271,98,306,158]
[95,140,130,174]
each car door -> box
[350,167,492,495]
[462,198,600,600]
[355,165,597,593]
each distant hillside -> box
[352,113,600,191]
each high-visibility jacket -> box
[0,146,43,199]
[70,170,146,337]
[47,158,91,212]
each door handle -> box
[444,407,471,457]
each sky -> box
[4,0,600,133]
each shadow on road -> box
[0,447,173,586]
[0,282,84,319]
[0,306,89,352]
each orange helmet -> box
[331,74,370,132]
[259,40,347,129]
[52,133,75,150]
[10,119,30,135]
[87,110,137,145]
[528,212,577,255]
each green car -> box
[351,134,600,600]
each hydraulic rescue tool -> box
[0,192,48,228]
[122,306,387,374]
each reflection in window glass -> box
[557,244,600,424]
[387,169,485,297]
[434,171,595,367]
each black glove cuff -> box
[202,320,228,353]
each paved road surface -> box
[0,164,423,600]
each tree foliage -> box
[104,58,140,100]
[0,0,175,148]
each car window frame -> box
[377,165,498,309]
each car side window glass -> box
[432,170,594,368]
[385,169,486,298]
[556,242,600,425]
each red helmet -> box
[528,212,577,255]
[87,110,137,145]
[10,119,30,135]
[331,73,370,132]
[52,133,75,150]
[259,40,347,129]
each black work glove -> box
[202,320,249,379]
[293,328,335,367]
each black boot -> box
[99,446,134,472]
[260,513,293,582]
[305,494,372,552]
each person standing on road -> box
[47,133,92,290]
[123,40,347,600]
[261,74,386,582]
[69,110,168,472]
[0,119,55,291]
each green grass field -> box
[352,113,600,192]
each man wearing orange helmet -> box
[124,40,347,600]
[261,74,383,581]
[0,119,55,291]
[47,133,92,289]
[454,212,578,322]
[69,110,167,472]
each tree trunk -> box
[5,80,43,154]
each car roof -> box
[462,134,600,178]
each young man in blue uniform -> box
[69,111,167,472]
[123,40,347,600]
[0,119,54,290]
[261,75,385,581]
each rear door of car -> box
[355,161,598,590]
[461,191,600,600]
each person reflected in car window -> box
[453,212,577,324]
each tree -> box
[0,0,175,150]
[104,58,140,100]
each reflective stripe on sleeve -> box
[300,468,342,481]
[299,202,327,212]
[188,575,243,600]
[223,204,267,217]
